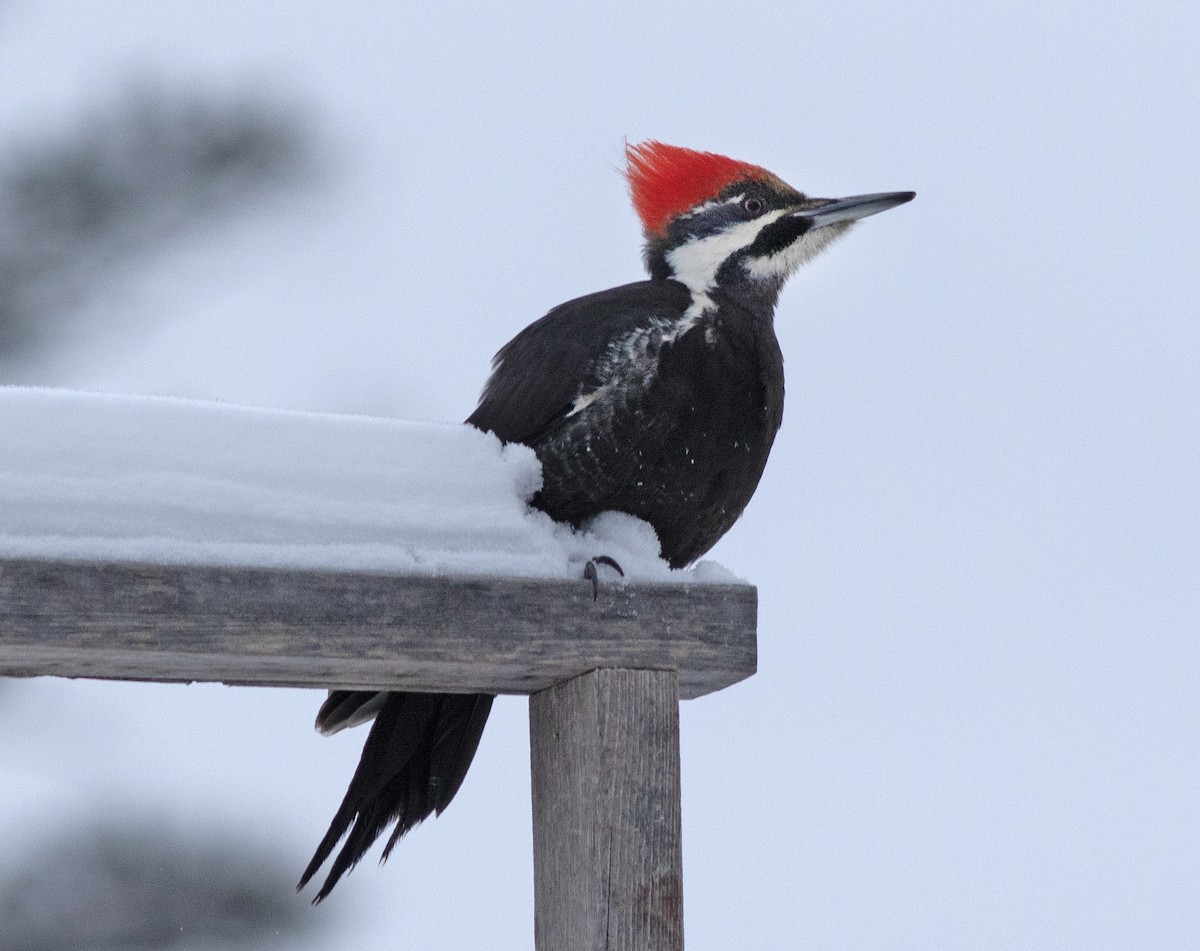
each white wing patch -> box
[566,383,611,417]
[565,315,682,421]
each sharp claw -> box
[582,555,624,600]
[592,555,624,577]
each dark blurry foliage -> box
[0,83,314,358]
[0,83,325,950]
[0,816,314,951]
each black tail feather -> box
[298,691,494,902]
[380,693,493,860]
[314,689,387,735]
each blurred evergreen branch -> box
[0,82,315,357]
[0,815,315,951]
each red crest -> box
[625,141,780,236]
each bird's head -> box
[625,140,913,306]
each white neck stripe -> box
[663,210,787,296]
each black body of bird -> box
[298,141,913,901]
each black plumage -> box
[298,279,783,902]
[474,280,785,567]
[298,141,912,901]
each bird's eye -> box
[743,197,765,215]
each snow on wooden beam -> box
[0,557,756,699]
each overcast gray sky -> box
[1,0,1197,948]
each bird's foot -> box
[583,555,624,600]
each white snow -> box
[0,386,735,583]
[0,3,1194,949]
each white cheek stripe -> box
[742,223,848,281]
[664,210,788,297]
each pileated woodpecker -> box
[298,141,913,901]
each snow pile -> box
[0,387,734,582]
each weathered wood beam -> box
[530,669,683,951]
[0,557,756,699]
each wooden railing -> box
[0,556,756,951]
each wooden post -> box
[530,669,683,951]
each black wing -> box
[301,280,695,902]
[466,279,691,444]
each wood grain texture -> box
[530,669,683,951]
[0,557,755,698]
